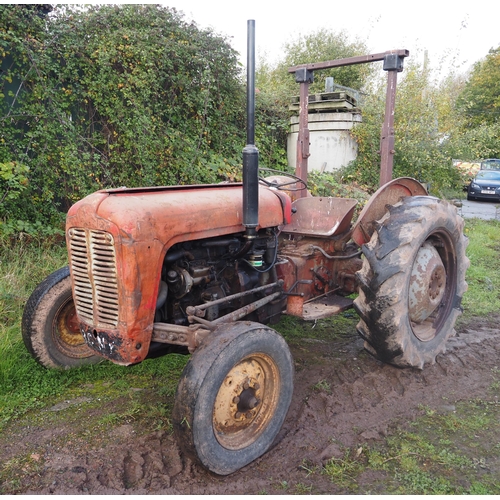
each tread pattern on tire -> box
[354,196,469,369]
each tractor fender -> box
[351,177,427,246]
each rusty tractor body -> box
[22,21,469,476]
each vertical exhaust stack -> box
[242,20,259,239]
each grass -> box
[2,218,494,408]
[313,399,500,495]
[274,311,358,342]
[369,399,500,494]
[460,218,500,318]
[0,236,67,387]
[322,448,365,490]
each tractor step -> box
[302,294,354,321]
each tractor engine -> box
[155,232,284,327]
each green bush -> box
[0,5,246,232]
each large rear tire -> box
[22,267,102,369]
[354,196,469,369]
[172,321,294,475]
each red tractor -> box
[22,22,468,475]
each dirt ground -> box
[2,315,500,495]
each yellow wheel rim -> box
[212,353,280,450]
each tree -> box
[440,46,500,162]
[345,58,462,192]
[456,46,500,127]
[442,122,500,161]
[257,28,372,101]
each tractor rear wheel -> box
[22,267,102,369]
[172,321,294,475]
[354,196,469,369]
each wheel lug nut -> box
[254,383,260,390]
[235,412,242,419]
[233,396,240,404]
[245,412,253,419]
[243,382,250,390]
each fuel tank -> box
[65,183,291,365]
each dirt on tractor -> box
[1,314,499,495]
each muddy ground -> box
[2,316,500,495]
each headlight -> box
[470,182,480,189]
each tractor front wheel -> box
[22,267,102,369]
[172,321,294,475]
[354,196,469,369]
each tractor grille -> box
[68,228,119,328]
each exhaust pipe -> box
[242,19,259,239]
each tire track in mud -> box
[271,327,500,465]
[18,323,500,495]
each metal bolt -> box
[233,396,240,404]
[254,383,260,390]
[243,382,250,390]
[245,412,253,419]
[235,412,242,419]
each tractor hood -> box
[67,183,291,245]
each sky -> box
[159,0,499,77]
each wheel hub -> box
[55,300,92,358]
[409,242,447,325]
[235,385,260,414]
[212,354,279,450]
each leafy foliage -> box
[457,47,500,127]
[0,4,245,232]
[345,59,463,192]
[257,29,372,100]
[0,161,29,203]
[443,121,500,162]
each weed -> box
[468,482,498,495]
[417,404,436,416]
[277,480,289,490]
[299,459,318,477]
[323,448,364,490]
[294,482,313,493]
[394,469,455,495]
[313,379,331,393]
[97,404,141,426]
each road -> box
[455,198,500,221]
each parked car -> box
[480,158,500,170]
[467,169,500,201]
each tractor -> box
[22,21,469,475]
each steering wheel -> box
[258,168,308,192]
